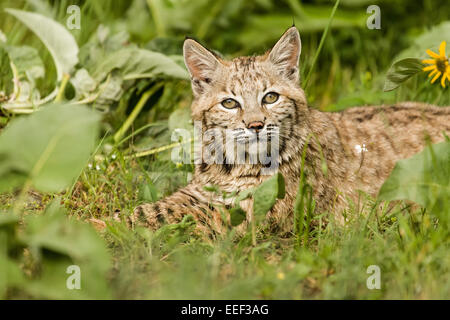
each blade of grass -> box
[54,73,70,102]
[303,0,340,89]
[294,134,313,247]
[125,138,193,159]
[146,0,166,37]
[113,83,163,144]
[117,121,166,147]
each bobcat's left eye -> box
[221,98,240,109]
[262,92,279,104]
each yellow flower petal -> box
[422,59,436,64]
[431,71,442,84]
[440,72,448,88]
[428,69,438,78]
[426,49,440,59]
[439,41,447,57]
[423,65,436,71]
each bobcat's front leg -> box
[131,183,226,236]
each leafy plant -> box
[0,0,449,300]
[230,172,285,245]
[383,21,450,94]
[0,103,111,299]
[5,8,79,82]
[0,104,100,194]
[383,58,424,92]
[0,7,188,136]
[0,201,111,299]
[378,139,450,226]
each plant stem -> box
[303,185,313,247]
[125,138,193,159]
[294,134,312,247]
[251,210,256,246]
[117,122,165,147]
[113,83,163,144]
[303,0,340,89]
[10,61,20,99]
[54,73,70,102]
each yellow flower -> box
[422,41,450,88]
[276,272,285,280]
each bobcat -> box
[131,27,450,237]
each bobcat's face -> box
[183,27,307,165]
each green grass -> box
[1,146,447,299]
[93,154,449,299]
[0,0,449,299]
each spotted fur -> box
[130,27,450,237]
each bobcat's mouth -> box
[232,124,279,145]
[227,126,280,164]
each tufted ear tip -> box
[288,22,297,30]
[283,26,301,44]
[183,38,200,56]
[267,27,302,82]
[183,39,223,96]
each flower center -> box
[436,57,448,73]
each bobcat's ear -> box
[183,38,222,96]
[268,27,301,82]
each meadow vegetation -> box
[0,0,448,299]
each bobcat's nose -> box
[247,121,265,132]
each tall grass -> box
[0,0,449,299]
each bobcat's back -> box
[329,102,450,201]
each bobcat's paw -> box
[132,203,166,230]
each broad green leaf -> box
[253,173,285,218]
[0,212,23,257]
[152,214,197,247]
[235,188,254,204]
[0,46,13,94]
[96,73,124,104]
[6,8,79,81]
[70,68,97,97]
[0,104,100,193]
[92,48,189,82]
[229,173,286,225]
[229,207,246,226]
[7,45,45,80]
[229,188,254,227]
[22,205,111,299]
[395,22,450,61]
[383,58,424,92]
[0,212,20,228]
[378,140,450,220]
[78,26,130,71]
[0,213,24,298]
[0,242,25,298]
[138,180,158,202]
[203,185,221,193]
[168,107,192,132]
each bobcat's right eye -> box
[221,98,240,109]
[262,92,279,104]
